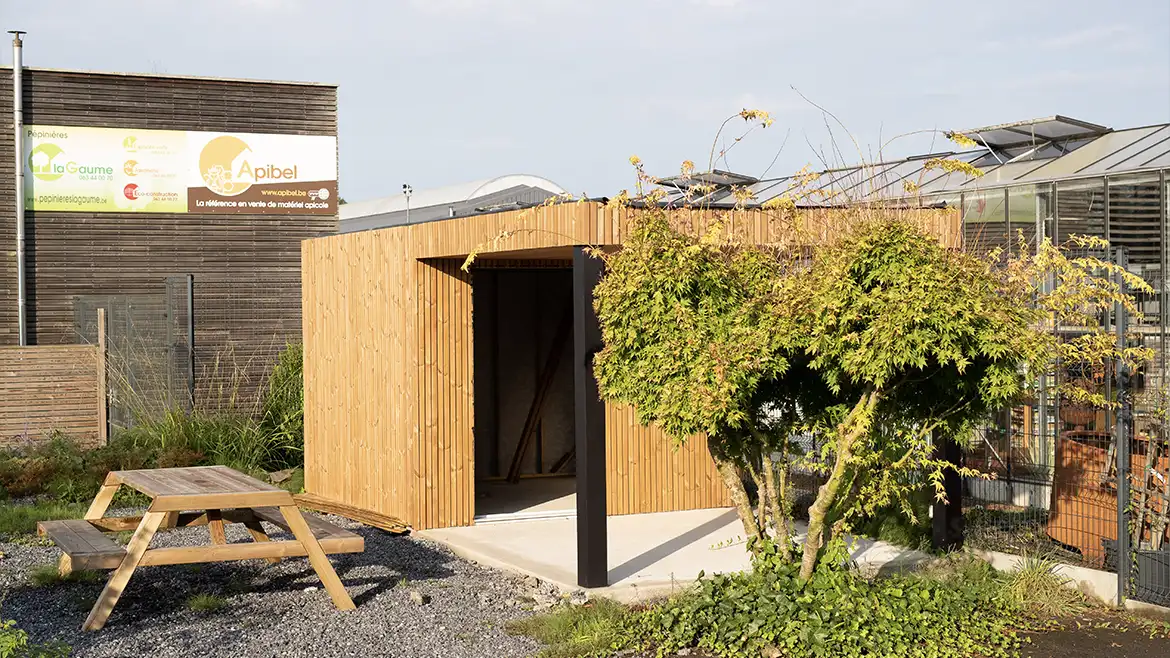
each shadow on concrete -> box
[607,509,740,583]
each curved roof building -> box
[340,174,567,233]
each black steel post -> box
[573,246,607,588]
[1114,246,1131,604]
[186,273,195,411]
[931,431,964,552]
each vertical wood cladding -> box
[303,204,960,529]
[0,67,337,405]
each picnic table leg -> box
[207,510,227,544]
[278,506,355,610]
[85,484,120,520]
[83,511,166,632]
[241,515,281,565]
[62,483,121,576]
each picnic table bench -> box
[37,465,364,631]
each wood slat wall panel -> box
[302,201,960,529]
[0,67,337,408]
[0,345,101,448]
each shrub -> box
[630,545,1022,658]
[0,613,69,658]
[1003,553,1087,618]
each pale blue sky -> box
[7,0,1170,202]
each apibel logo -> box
[124,160,139,176]
[123,183,140,200]
[123,136,138,152]
[28,143,66,181]
[199,135,299,197]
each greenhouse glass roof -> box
[657,117,1170,209]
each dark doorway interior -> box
[473,267,577,520]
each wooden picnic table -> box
[37,465,364,631]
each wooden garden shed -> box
[299,200,958,584]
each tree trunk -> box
[799,390,879,581]
[762,450,791,560]
[712,447,762,545]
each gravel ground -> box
[0,511,545,658]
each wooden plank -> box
[117,465,283,498]
[148,490,293,512]
[0,344,102,448]
[293,493,409,533]
[96,308,108,446]
[278,506,356,610]
[90,512,208,532]
[38,520,124,558]
[83,511,166,631]
[506,307,572,483]
[207,510,227,545]
[85,484,120,521]
[241,518,282,565]
[136,535,363,566]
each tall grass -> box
[112,341,305,475]
[0,343,305,509]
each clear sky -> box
[6,0,1170,203]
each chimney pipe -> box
[10,30,26,346]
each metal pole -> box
[186,274,195,410]
[1114,246,1131,604]
[574,246,607,588]
[10,30,27,345]
[1036,188,1048,466]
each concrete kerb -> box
[974,548,1170,616]
[422,514,1170,615]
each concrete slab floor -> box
[420,507,928,602]
[475,477,577,518]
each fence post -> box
[186,274,195,411]
[931,430,964,551]
[96,307,108,446]
[1114,246,1131,604]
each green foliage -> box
[592,215,794,442]
[631,549,1023,658]
[855,486,932,549]
[505,598,633,658]
[0,347,304,521]
[1003,553,1088,618]
[0,501,86,538]
[185,593,227,613]
[259,343,305,466]
[117,409,297,475]
[0,614,69,658]
[28,565,102,588]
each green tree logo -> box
[28,143,65,181]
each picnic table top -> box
[107,465,293,512]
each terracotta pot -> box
[1060,405,1097,428]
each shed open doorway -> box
[472,263,577,522]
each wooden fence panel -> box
[0,345,103,448]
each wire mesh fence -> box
[960,252,1170,607]
[72,273,301,430]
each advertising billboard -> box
[23,125,337,215]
